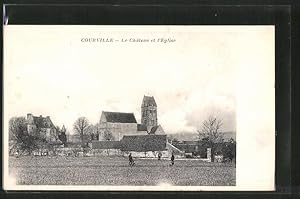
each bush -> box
[185,153,193,158]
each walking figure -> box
[170,153,175,166]
[158,152,162,160]
[129,153,135,166]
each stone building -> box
[26,113,57,142]
[141,96,158,132]
[91,134,168,157]
[99,111,146,141]
[98,95,165,141]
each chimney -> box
[40,115,42,117]
[27,113,34,123]
[27,113,32,119]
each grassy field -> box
[9,156,235,186]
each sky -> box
[4,25,274,134]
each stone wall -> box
[141,106,158,132]
[123,150,169,158]
[99,122,138,141]
[27,113,34,124]
[27,124,36,134]
[45,128,57,142]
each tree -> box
[103,129,114,141]
[222,138,236,163]
[171,138,179,144]
[86,123,100,142]
[57,125,67,146]
[198,116,224,162]
[9,117,46,155]
[73,117,90,147]
[85,124,94,141]
[94,123,101,140]
[102,129,114,156]
[9,117,27,141]
[9,117,29,154]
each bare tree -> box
[9,116,46,155]
[73,117,90,147]
[9,117,27,141]
[9,117,28,155]
[86,123,101,141]
[198,116,224,162]
[102,129,114,156]
[85,124,94,141]
[94,123,101,140]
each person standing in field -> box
[129,153,135,166]
[158,152,162,160]
[170,153,175,166]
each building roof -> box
[149,126,159,134]
[141,95,157,107]
[102,111,137,123]
[32,116,55,129]
[120,134,167,152]
[137,124,147,131]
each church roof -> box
[149,125,159,134]
[141,95,157,107]
[102,111,137,123]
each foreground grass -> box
[9,156,235,186]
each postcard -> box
[3,25,275,191]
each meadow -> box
[9,156,235,186]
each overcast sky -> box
[4,26,274,134]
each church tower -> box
[141,95,158,132]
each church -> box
[98,95,165,141]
